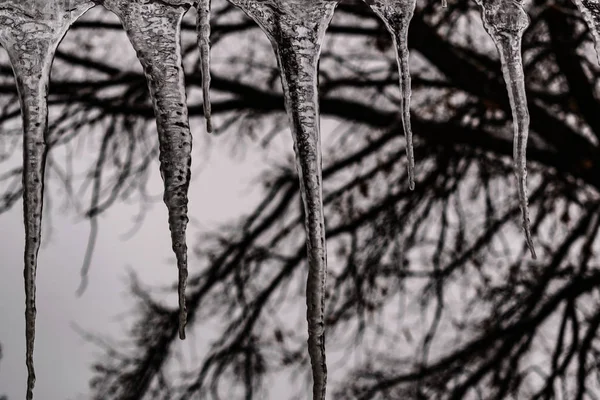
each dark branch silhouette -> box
[1,0,600,399]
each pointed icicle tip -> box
[476,0,536,259]
[362,0,417,190]
[101,0,193,339]
[0,2,95,398]
[225,1,340,398]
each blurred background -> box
[2,0,600,399]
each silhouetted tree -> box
[1,0,599,399]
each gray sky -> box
[0,132,269,399]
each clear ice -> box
[362,0,416,190]
[0,1,94,398]
[573,0,600,63]
[476,0,536,258]
[197,0,213,132]
[224,1,339,398]
[102,0,194,339]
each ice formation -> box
[363,0,417,190]
[0,0,558,398]
[197,0,213,132]
[102,0,194,340]
[223,1,339,398]
[0,1,95,398]
[475,0,536,258]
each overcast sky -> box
[0,127,275,399]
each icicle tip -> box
[526,232,536,259]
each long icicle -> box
[476,0,536,258]
[225,1,339,398]
[197,0,213,133]
[0,2,94,398]
[363,0,417,190]
[102,0,194,339]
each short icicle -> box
[572,0,600,63]
[476,0,536,258]
[197,0,213,132]
[225,1,339,398]
[0,1,94,398]
[102,0,194,339]
[363,0,417,190]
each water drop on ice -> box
[363,0,416,190]
[476,0,536,258]
[225,1,339,398]
[102,0,194,339]
[0,2,94,398]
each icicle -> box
[197,0,213,133]
[476,0,536,258]
[573,0,600,63]
[0,2,94,398]
[101,0,194,339]
[362,0,416,190]
[225,1,339,398]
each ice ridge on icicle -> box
[363,0,417,190]
[0,1,95,398]
[223,1,339,398]
[101,0,194,339]
[475,0,536,258]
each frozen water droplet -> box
[573,0,600,63]
[226,1,339,398]
[362,0,416,190]
[197,0,213,133]
[102,0,194,339]
[476,0,536,258]
[0,2,94,398]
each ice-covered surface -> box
[101,0,194,339]
[225,1,339,398]
[363,0,417,190]
[0,1,94,398]
[475,0,536,258]
[573,0,600,62]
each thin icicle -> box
[197,0,213,133]
[363,0,416,190]
[573,0,600,63]
[102,0,194,339]
[0,2,94,398]
[225,1,339,398]
[476,0,536,258]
